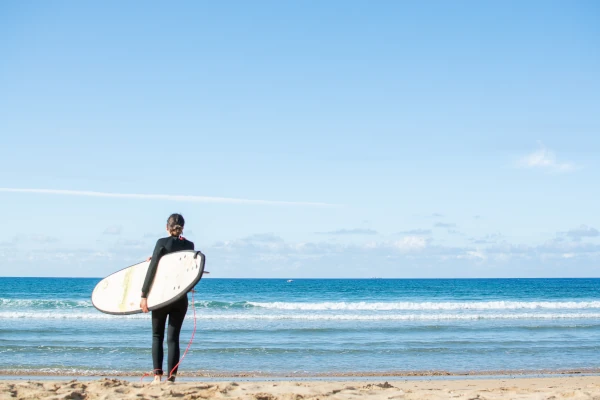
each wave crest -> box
[2,311,600,321]
[247,301,600,311]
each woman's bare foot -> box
[150,375,162,385]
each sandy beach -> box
[1,375,599,400]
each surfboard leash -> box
[140,369,163,383]
[168,287,198,381]
[140,288,198,383]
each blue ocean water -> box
[0,277,599,376]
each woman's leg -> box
[166,295,189,378]
[151,307,169,376]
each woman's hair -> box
[167,213,185,237]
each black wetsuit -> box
[141,235,194,376]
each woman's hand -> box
[140,298,149,313]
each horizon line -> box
[0,188,336,207]
[2,276,598,280]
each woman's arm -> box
[141,239,166,299]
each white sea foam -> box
[0,367,128,376]
[0,298,93,308]
[164,312,600,321]
[0,311,148,319]
[247,301,600,311]
[4,298,600,311]
[2,311,600,321]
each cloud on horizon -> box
[206,232,600,263]
[202,233,600,278]
[517,144,577,172]
[561,225,600,241]
[4,232,600,278]
[393,236,428,251]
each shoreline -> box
[2,368,599,379]
[2,376,599,399]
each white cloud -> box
[5,232,600,277]
[462,250,487,260]
[364,241,379,249]
[563,225,599,241]
[393,236,427,251]
[518,144,577,172]
[0,188,334,207]
[207,233,600,265]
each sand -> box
[1,376,599,400]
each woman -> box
[140,213,194,384]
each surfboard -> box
[92,250,205,315]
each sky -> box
[0,1,599,278]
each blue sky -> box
[1,1,599,278]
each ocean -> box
[1,277,599,377]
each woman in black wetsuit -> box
[140,213,194,384]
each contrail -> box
[0,188,335,207]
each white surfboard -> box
[92,250,205,315]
